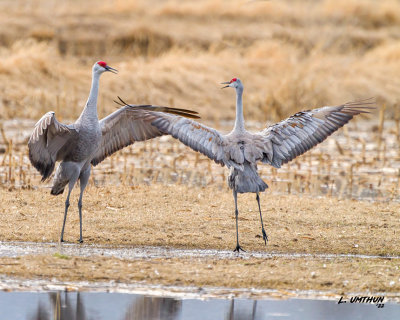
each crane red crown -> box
[97,61,107,68]
[230,78,237,83]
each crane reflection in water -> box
[27,291,258,320]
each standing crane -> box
[120,78,374,252]
[28,61,199,243]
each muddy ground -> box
[0,185,399,296]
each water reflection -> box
[29,292,87,320]
[124,296,181,320]
[27,292,182,320]
[226,300,257,320]
[0,291,398,320]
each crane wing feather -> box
[91,104,200,166]
[28,112,78,181]
[151,116,228,166]
[259,99,374,168]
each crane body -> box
[122,78,374,252]
[28,61,199,243]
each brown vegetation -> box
[1,0,400,122]
[0,185,399,295]
[1,254,399,296]
[1,185,399,254]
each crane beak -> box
[105,66,118,74]
[221,81,230,89]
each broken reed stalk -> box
[123,153,128,183]
[317,153,323,176]
[295,158,300,171]
[19,151,24,186]
[110,154,115,171]
[285,180,291,195]
[149,140,153,158]
[129,163,135,184]
[0,123,8,144]
[382,142,387,167]
[121,153,128,185]
[328,178,334,197]
[155,139,160,153]
[8,139,14,185]
[348,163,354,199]
[394,169,400,200]
[152,170,160,184]
[360,138,366,164]
[293,173,300,194]
[395,106,400,158]
[343,126,350,147]
[335,140,344,156]
[207,161,214,184]
[377,104,386,160]
[0,123,9,166]
[194,153,200,168]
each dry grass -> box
[1,185,399,295]
[1,185,399,255]
[1,254,399,295]
[1,115,399,202]
[0,0,400,122]
[2,0,397,202]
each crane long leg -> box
[78,167,91,244]
[233,190,245,252]
[60,181,76,242]
[256,192,268,245]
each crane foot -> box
[78,239,83,244]
[262,228,268,245]
[233,244,246,253]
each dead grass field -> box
[0,185,399,294]
[1,185,400,254]
[0,0,400,122]
[1,254,399,296]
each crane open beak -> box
[221,81,230,89]
[105,66,118,74]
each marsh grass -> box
[0,0,399,201]
[1,0,400,121]
[1,116,399,202]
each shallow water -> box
[1,241,399,261]
[0,290,398,320]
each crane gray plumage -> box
[123,78,374,252]
[28,62,199,243]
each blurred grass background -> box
[0,0,399,202]
[0,0,400,122]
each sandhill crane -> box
[121,78,374,252]
[28,61,199,243]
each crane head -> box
[94,61,118,74]
[221,77,242,89]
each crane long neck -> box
[79,71,101,121]
[233,86,245,132]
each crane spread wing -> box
[91,103,200,166]
[151,116,229,167]
[28,111,78,181]
[260,99,374,168]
